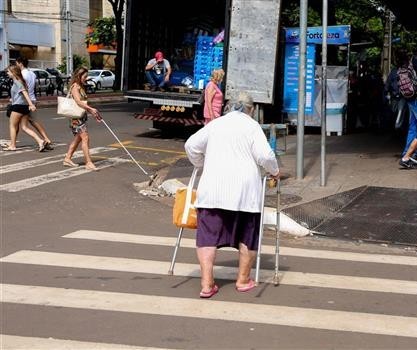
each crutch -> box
[255,176,267,285]
[273,178,281,286]
[168,168,198,275]
[100,119,157,185]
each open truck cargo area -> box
[123,0,282,129]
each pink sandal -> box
[236,279,256,292]
[199,284,219,298]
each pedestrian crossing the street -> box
[0,146,134,192]
[1,230,417,349]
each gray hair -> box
[228,91,254,115]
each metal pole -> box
[296,0,308,180]
[259,104,264,124]
[65,0,73,76]
[320,0,328,187]
[120,0,127,91]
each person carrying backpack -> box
[396,50,417,168]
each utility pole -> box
[296,0,308,180]
[381,7,392,82]
[65,0,73,76]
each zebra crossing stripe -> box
[0,147,115,174]
[1,250,416,295]
[2,284,417,338]
[0,335,170,350]
[0,143,67,156]
[64,230,417,266]
[0,158,130,192]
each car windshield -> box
[88,71,101,77]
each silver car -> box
[87,69,115,90]
[29,68,57,95]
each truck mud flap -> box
[134,113,204,126]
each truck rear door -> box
[225,0,282,104]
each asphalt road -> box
[1,102,417,349]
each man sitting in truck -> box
[145,51,172,91]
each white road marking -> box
[0,147,115,174]
[2,284,417,338]
[0,335,169,350]
[1,250,416,295]
[0,158,130,192]
[1,143,67,156]
[64,230,417,266]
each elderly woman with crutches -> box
[185,91,279,298]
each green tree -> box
[281,0,417,71]
[57,54,89,74]
[87,17,116,47]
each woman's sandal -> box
[2,145,16,152]
[63,159,79,167]
[199,284,219,298]
[85,163,99,171]
[38,141,47,152]
[236,279,256,293]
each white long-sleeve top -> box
[185,111,279,213]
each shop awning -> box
[7,18,55,48]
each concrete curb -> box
[159,178,310,238]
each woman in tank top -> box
[62,67,102,171]
[203,69,225,124]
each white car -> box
[29,68,57,95]
[87,69,115,89]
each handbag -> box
[6,104,12,118]
[172,168,198,229]
[57,85,86,118]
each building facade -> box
[4,0,113,69]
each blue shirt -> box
[11,80,28,105]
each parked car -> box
[87,69,115,90]
[29,68,57,96]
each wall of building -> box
[6,0,116,70]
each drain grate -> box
[283,186,367,229]
[283,186,417,246]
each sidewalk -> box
[161,130,417,243]
[0,91,126,110]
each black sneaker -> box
[409,156,417,165]
[399,158,413,169]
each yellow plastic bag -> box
[173,188,197,229]
[172,168,198,229]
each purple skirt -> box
[196,208,261,250]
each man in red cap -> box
[145,51,172,91]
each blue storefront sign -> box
[283,44,316,114]
[285,25,350,45]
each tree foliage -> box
[281,0,417,70]
[57,54,89,74]
[87,17,116,47]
